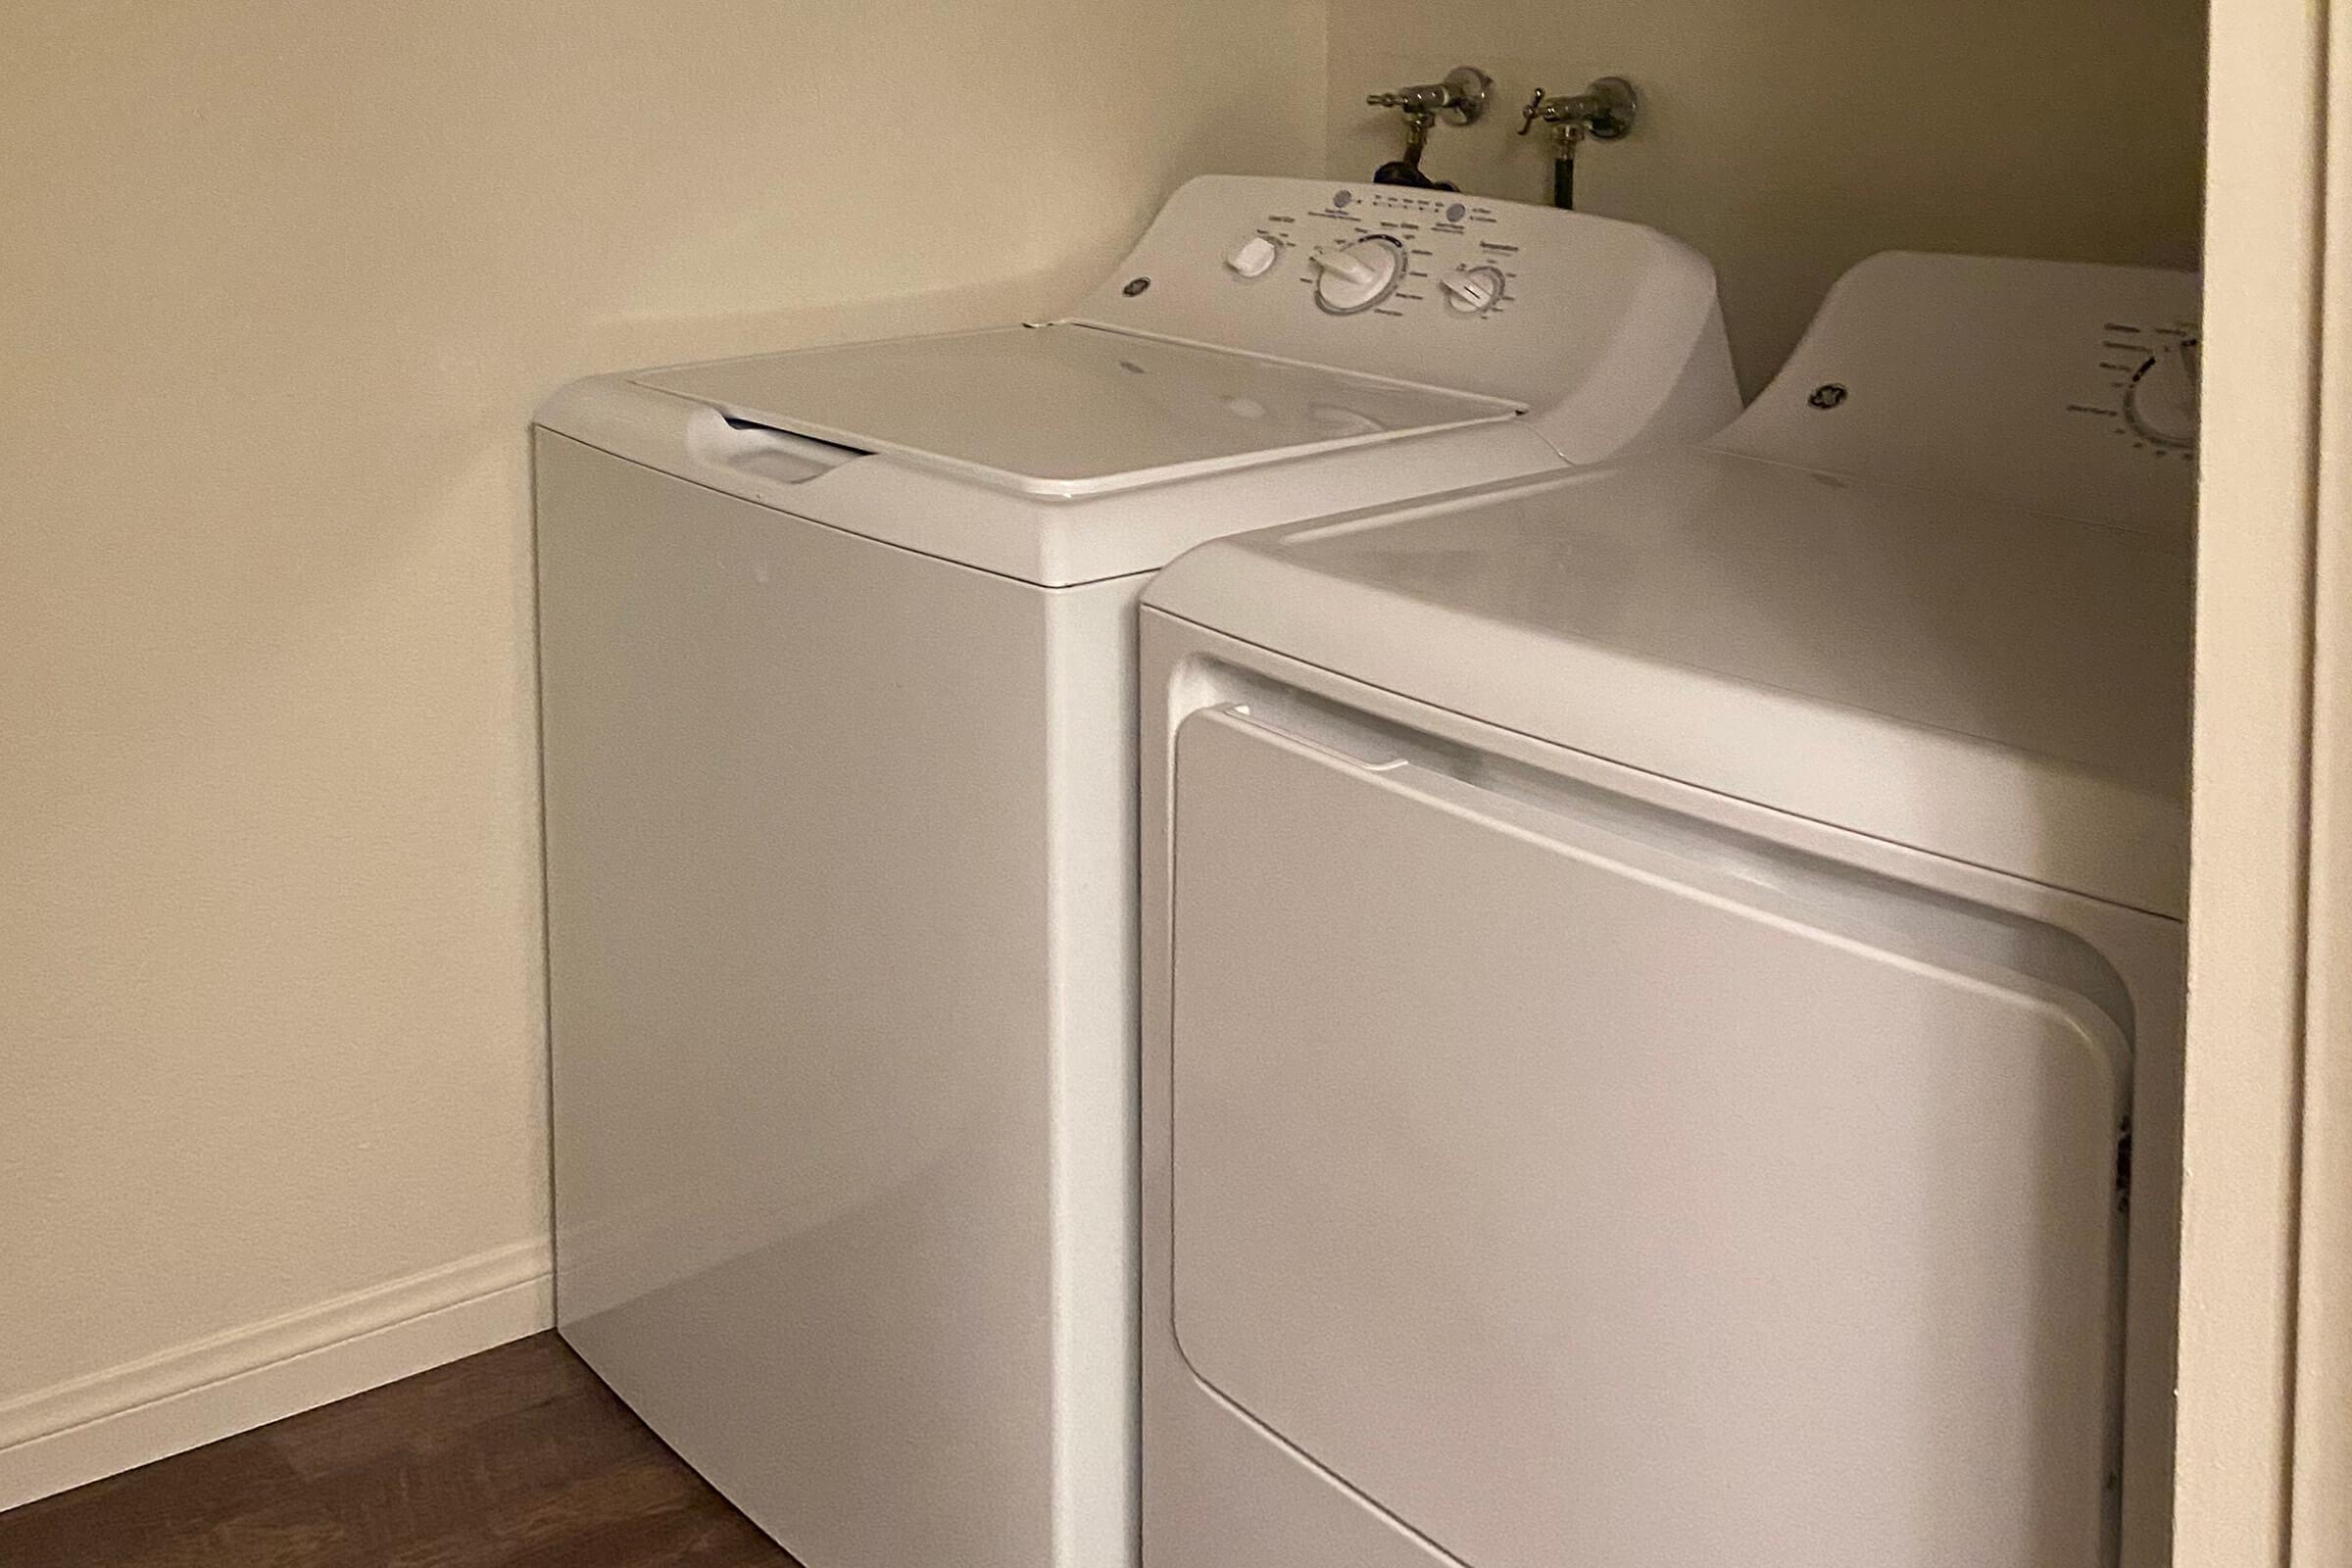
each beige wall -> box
[0,0,1321,1477]
[1329,0,2205,392]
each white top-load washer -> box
[1138,252,2197,1568]
[533,173,1737,1568]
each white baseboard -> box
[0,1237,555,1513]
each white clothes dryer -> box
[1138,251,2197,1568]
[534,174,1738,1568]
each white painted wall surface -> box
[0,0,1323,1506]
[1326,0,2205,391]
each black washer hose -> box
[1553,152,1575,211]
[1373,159,1458,192]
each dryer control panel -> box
[1709,251,2200,537]
[1064,175,1738,460]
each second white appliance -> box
[1139,251,2197,1567]
[535,174,1738,1568]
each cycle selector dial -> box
[1441,265,1506,316]
[1310,235,1406,314]
[2125,338,2200,450]
[1225,234,1283,279]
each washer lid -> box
[1145,448,2192,915]
[632,323,1520,499]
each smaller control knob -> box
[1310,235,1406,315]
[2125,338,2200,449]
[1225,234,1283,279]
[1440,265,1506,316]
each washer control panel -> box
[1237,188,1535,322]
[1067,174,1728,420]
[1207,186,1549,330]
[1711,252,2200,537]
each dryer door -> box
[1168,705,2131,1568]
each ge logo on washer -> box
[1809,383,1850,410]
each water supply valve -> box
[1517,76,1641,209]
[1366,66,1493,190]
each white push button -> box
[1225,234,1283,279]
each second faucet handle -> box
[1516,86,1551,137]
[1518,76,1642,140]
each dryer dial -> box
[2125,338,2200,450]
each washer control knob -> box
[1225,234,1283,279]
[1310,236,1405,314]
[1441,265,1506,315]
[2125,338,2200,449]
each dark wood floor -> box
[0,1334,800,1567]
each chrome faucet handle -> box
[1366,66,1494,127]
[1518,76,1642,141]
[1517,86,1549,136]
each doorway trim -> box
[2176,0,2345,1560]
